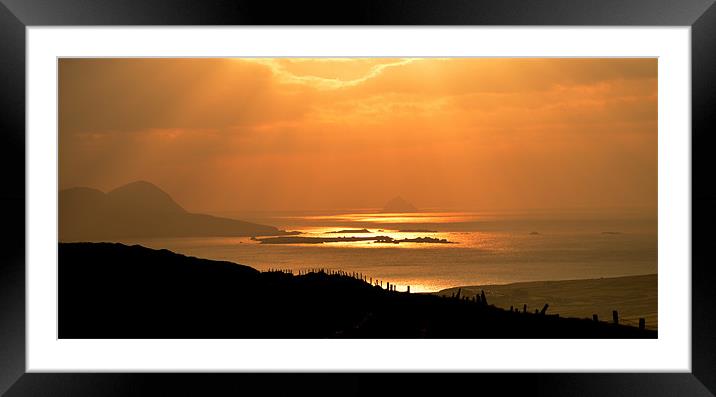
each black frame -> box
[1,1,714,395]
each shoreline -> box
[435,274,657,329]
[437,273,657,289]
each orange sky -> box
[59,58,657,213]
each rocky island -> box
[253,235,455,245]
[382,196,418,213]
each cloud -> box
[59,58,312,134]
[59,58,658,212]
[241,58,421,89]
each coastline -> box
[436,274,657,329]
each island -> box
[373,236,453,244]
[326,229,372,234]
[382,196,419,213]
[253,235,455,245]
[398,229,438,233]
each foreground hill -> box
[59,181,291,240]
[59,242,656,339]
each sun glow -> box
[240,58,422,89]
[299,212,478,224]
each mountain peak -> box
[107,181,186,214]
[109,180,164,193]
[382,196,418,213]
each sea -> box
[113,209,657,293]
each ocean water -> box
[115,210,657,293]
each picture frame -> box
[1,0,714,395]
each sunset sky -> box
[59,58,657,213]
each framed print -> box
[1,0,715,395]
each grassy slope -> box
[59,242,656,339]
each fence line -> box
[262,266,412,293]
[261,267,651,330]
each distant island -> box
[59,242,657,339]
[326,229,372,234]
[382,196,418,213]
[373,236,453,244]
[253,236,378,244]
[253,235,455,245]
[399,229,438,233]
[59,181,296,240]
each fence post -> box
[540,304,549,315]
[480,290,487,306]
[639,318,645,330]
[523,304,527,313]
[612,310,619,325]
[593,314,599,322]
[407,286,410,293]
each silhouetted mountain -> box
[59,181,291,240]
[382,196,418,213]
[59,242,657,339]
[106,180,186,214]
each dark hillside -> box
[59,242,656,339]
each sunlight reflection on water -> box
[115,211,657,293]
[297,211,480,224]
